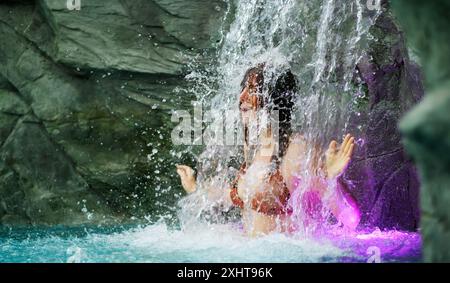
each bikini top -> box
[230,162,292,216]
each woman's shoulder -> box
[282,133,307,164]
[288,133,307,147]
[282,133,307,165]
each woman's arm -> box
[327,180,361,230]
[322,134,360,229]
[280,133,308,193]
[312,177,361,230]
[283,133,360,229]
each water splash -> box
[0,224,420,263]
[313,0,335,84]
[0,1,421,263]
[66,246,85,263]
[169,0,423,261]
[180,0,382,233]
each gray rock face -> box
[36,0,226,74]
[0,0,229,225]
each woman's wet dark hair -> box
[267,70,297,163]
[241,64,297,163]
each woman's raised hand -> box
[176,165,197,193]
[325,134,355,179]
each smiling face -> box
[240,73,262,121]
[239,72,266,160]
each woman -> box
[176,64,360,236]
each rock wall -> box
[0,0,426,232]
[391,0,450,262]
[282,0,423,231]
[0,0,229,225]
[343,6,423,231]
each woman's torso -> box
[235,135,323,236]
[236,151,291,236]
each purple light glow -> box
[287,174,422,262]
[324,228,422,262]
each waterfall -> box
[313,0,335,84]
[178,0,381,232]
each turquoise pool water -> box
[0,223,421,263]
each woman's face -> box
[239,73,262,152]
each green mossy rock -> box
[0,0,229,225]
[392,0,450,262]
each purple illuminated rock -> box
[342,10,423,231]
